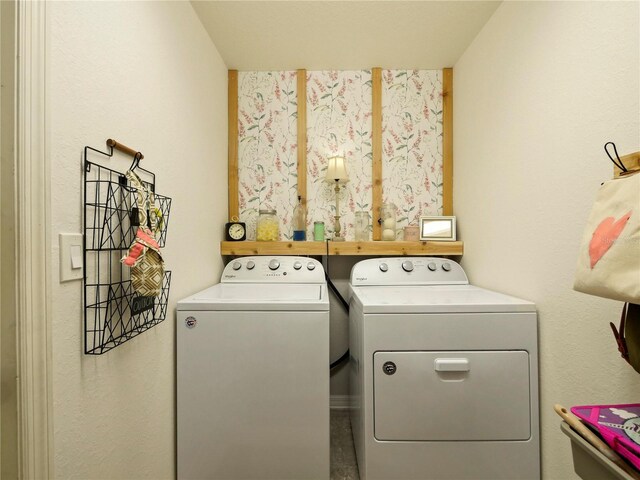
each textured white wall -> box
[48,2,227,478]
[454,2,640,478]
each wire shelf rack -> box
[83,143,172,355]
[85,174,171,251]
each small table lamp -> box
[325,156,349,241]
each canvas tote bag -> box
[574,170,640,304]
[121,170,165,297]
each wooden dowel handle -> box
[106,139,144,160]
[554,404,640,479]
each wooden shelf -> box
[220,241,463,256]
[329,241,463,256]
[220,241,327,256]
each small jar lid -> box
[259,209,276,215]
[314,221,324,225]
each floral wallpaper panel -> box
[382,69,443,236]
[237,71,298,240]
[306,70,373,240]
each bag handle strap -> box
[610,303,630,363]
[126,170,157,233]
[604,142,628,173]
[147,183,158,234]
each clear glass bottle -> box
[380,203,397,241]
[292,196,306,241]
[354,211,369,241]
[256,209,279,241]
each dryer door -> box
[373,350,531,441]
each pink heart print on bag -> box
[589,211,632,269]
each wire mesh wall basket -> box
[83,143,172,355]
[85,168,171,250]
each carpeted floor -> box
[330,409,360,480]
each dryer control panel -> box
[350,257,468,286]
[222,256,325,284]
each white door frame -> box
[15,0,52,478]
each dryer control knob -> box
[402,260,414,272]
[442,262,452,272]
[307,262,316,271]
[427,262,437,271]
[379,263,389,272]
[246,260,255,270]
[268,259,280,271]
[232,261,242,271]
[293,261,302,270]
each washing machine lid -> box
[177,283,329,311]
[350,284,535,314]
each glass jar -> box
[256,209,279,241]
[354,211,369,242]
[403,225,419,241]
[380,203,397,241]
[313,221,325,241]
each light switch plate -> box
[59,233,83,282]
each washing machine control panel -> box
[221,256,325,283]
[351,257,468,286]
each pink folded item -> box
[571,403,640,470]
[121,227,161,268]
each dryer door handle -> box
[434,358,470,372]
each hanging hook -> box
[129,151,143,172]
[105,139,154,191]
[131,151,156,192]
[604,142,627,172]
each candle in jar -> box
[383,218,396,230]
[382,229,395,241]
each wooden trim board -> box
[1,1,19,476]
[228,70,239,220]
[371,67,382,240]
[220,240,463,257]
[220,241,327,256]
[328,240,463,256]
[297,69,307,206]
[16,1,54,476]
[442,68,453,216]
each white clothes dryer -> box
[349,257,540,480]
[177,256,329,480]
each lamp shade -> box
[325,156,349,183]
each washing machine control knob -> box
[246,260,255,270]
[307,262,316,271]
[379,263,389,272]
[402,260,414,272]
[442,262,452,272]
[428,262,437,272]
[232,261,242,271]
[293,261,302,270]
[268,259,280,271]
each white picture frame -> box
[419,216,457,241]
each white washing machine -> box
[177,256,329,480]
[349,257,540,480]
